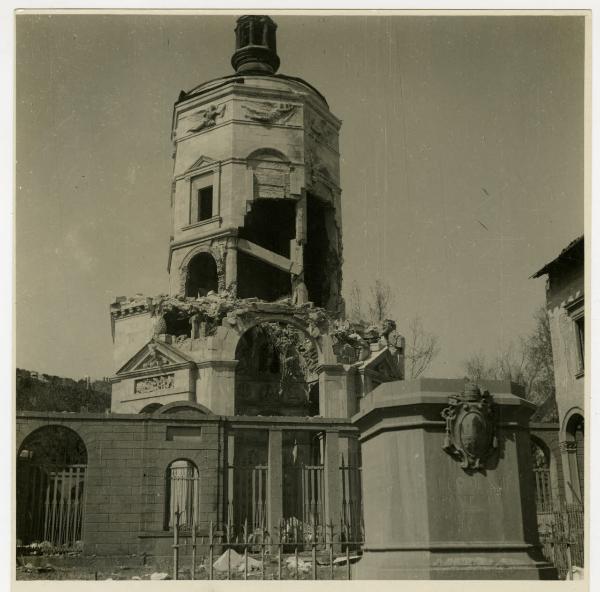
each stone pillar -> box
[267,428,283,542]
[226,238,238,294]
[559,440,582,505]
[197,360,237,415]
[352,378,556,580]
[318,364,349,418]
[324,429,341,549]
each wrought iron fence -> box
[537,499,584,579]
[533,467,552,512]
[340,458,363,549]
[171,516,363,580]
[17,463,86,548]
[226,464,268,540]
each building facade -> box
[532,236,585,507]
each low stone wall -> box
[17,409,223,556]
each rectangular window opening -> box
[575,316,584,372]
[198,186,213,221]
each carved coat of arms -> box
[441,383,497,470]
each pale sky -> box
[15,13,584,380]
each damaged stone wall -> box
[304,193,343,314]
[234,321,319,416]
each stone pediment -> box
[185,155,218,176]
[360,348,402,382]
[116,340,194,376]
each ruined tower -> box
[110,15,404,418]
[108,15,404,545]
[168,14,344,312]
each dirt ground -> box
[16,552,355,580]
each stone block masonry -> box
[16,409,224,557]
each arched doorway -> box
[17,426,88,548]
[565,413,584,505]
[230,321,322,539]
[185,252,218,298]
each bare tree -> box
[348,281,363,322]
[367,280,393,323]
[405,315,441,378]
[347,279,393,323]
[462,306,555,406]
[347,280,441,378]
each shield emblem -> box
[459,411,489,459]
[441,383,496,471]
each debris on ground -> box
[284,556,311,573]
[333,555,361,565]
[236,554,263,573]
[213,549,244,572]
[149,572,170,580]
[569,566,584,580]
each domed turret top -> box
[231,15,280,75]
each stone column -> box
[267,428,283,542]
[323,429,341,549]
[352,378,556,580]
[226,238,238,294]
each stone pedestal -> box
[352,378,556,580]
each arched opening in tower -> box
[185,252,218,298]
[234,321,319,416]
[304,193,341,310]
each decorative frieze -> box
[134,373,175,394]
[187,103,227,133]
[139,344,172,368]
[242,102,297,125]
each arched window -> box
[565,413,584,505]
[531,438,552,511]
[185,252,218,298]
[164,459,199,530]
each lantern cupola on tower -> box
[231,15,280,74]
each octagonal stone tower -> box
[168,15,343,314]
[109,16,404,417]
